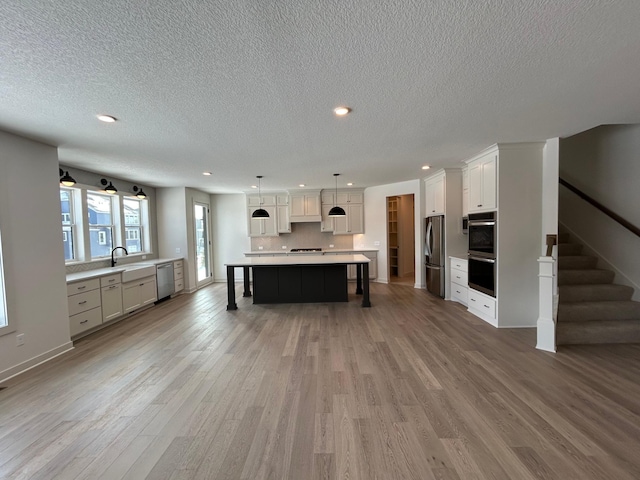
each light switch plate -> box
[373,241,380,246]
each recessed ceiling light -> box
[347,182,353,186]
[97,114,117,123]
[251,185,257,189]
[299,184,305,187]
[422,165,430,170]
[202,172,212,176]
[333,106,351,116]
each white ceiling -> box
[2,0,640,193]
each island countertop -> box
[226,253,370,267]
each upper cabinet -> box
[247,193,287,237]
[322,188,364,235]
[424,172,445,215]
[289,190,321,222]
[467,152,496,213]
[462,167,469,217]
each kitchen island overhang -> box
[225,254,371,310]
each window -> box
[60,189,75,261]
[87,191,114,258]
[123,198,142,253]
[60,184,150,263]
[0,231,7,329]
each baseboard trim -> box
[0,342,74,384]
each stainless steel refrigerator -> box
[425,215,445,298]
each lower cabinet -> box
[174,260,184,293]
[67,278,103,336]
[468,288,497,327]
[123,276,157,313]
[101,274,123,322]
[449,257,468,306]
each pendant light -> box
[59,168,76,187]
[328,173,346,217]
[133,186,147,199]
[251,175,270,218]
[100,178,118,194]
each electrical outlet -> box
[282,245,287,249]
[329,244,334,248]
[16,334,25,346]
[175,247,181,254]
[142,255,147,260]
[258,246,263,250]
[373,241,380,246]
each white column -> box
[536,256,557,352]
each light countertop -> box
[227,254,370,267]
[244,248,378,256]
[66,257,183,283]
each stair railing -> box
[559,178,640,238]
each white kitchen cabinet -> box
[449,257,468,306]
[101,283,123,322]
[247,194,277,207]
[336,191,364,205]
[424,172,445,215]
[462,167,469,217]
[247,206,278,237]
[289,190,321,222]
[123,275,157,313]
[320,204,334,232]
[333,203,364,235]
[467,152,496,212]
[174,260,184,293]
[67,278,102,336]
[468,289,497,326]
[277,204,291,233]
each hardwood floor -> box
[2,282,640,479]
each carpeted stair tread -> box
[559,284,634,303]
[557,243,583,256]
[557,300,640,322]
[558,255,598,270]
[558,269,615,285]
[557,320,640,345]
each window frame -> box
[61,184,152,264]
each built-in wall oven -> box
[468,211,497,297]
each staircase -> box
[557,233,640,345]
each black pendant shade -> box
[251,175,270,218]
[252,208,270,218]
[100,178,118,194]
[133,186,147,199]
[59,168,76,187]
[328,173,346,217]
[328,205,346,217]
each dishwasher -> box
[156,262,175,301]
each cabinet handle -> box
[432,209,435,212]
[471,298,476,302]
[456,290,461,294]
[456,276,461,279]
[109,285,117,289]
[78,300,87,305]
[80,320,88,324]
[477,204,482,207]
[77,286,86,290]
[484,304,490,309]
[109,279,115,283]
[140,283,144,286]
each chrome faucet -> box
[111,246,128,267]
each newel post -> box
[536,256,557,352]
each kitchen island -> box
[225,254,371,309]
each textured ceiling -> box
[2,0,640,193]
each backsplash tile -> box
[250,223,353,251]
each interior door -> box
[194,202,212,288]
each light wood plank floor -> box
[2,282,640,479]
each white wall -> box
[157,187,190,288]
[542,138,560,257]
[560,125,640,297]
[0,131,73,382]
[363,179,424,286]
[211,194,251,282]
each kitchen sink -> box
[120,264,156,283]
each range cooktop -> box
[290,248,323,252]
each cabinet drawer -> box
[451,284,468,306]
[174,267,184,280]
[468,290,496,318]
[175,279,184,292]
[69,306,102,336]
[68,288,101,316]
[450,258,468,272]
[450,268,468,286]
[67,278,100,296]
[174,260,183,269]
[100,273,121,287]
